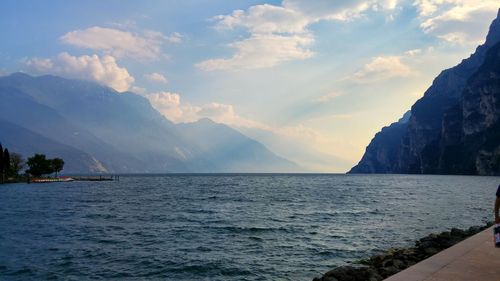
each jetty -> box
[70,175,119,181]
[29,175,119,183]
[384,226,500,281]
[30,177,74,183]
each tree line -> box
[0,143,65,183]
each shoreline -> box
[313,222,493,281]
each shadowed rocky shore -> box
[313,223,493,281]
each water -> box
[0,174,498,280]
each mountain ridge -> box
[0,73,299,173]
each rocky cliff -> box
[350,9,500,175]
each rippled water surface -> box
[0,174,498,280]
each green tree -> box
[26,154,53,177]
[3,148,10,178]
[10,153,25,176]
[0,143,5,183]
[51,158,64,177]
[0,143,3,183]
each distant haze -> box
[0,73,301,173]
[1,1,499,172]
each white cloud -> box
[199,1,399,71]
[147,91,265,127]
[283,0,399,21]
[404,48,422,56]
[24,52,134,92]
[144,72,168,84]
[60,26,180,60]
[313,91,345,102]
[24,57,53,72]
[131,86,147,95]
[197,33,314,70]
[351,55,414,83]
[414,1,499,45]
[147,92,187,122]
[214,4,309,33]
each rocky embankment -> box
[313,223,492,281]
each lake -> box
[0,174,498,280]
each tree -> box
[10,153,25,176]
[0,143,3,183]
[51,158,64,177]
[3,148,10,178]
[26,154,53,177]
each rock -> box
[423,247,439,256]
[317,266,382,281]
[451,228,466,237]
[392,259,406,269]
[380,266,399,278]
[313,223,491,281]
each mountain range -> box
[0,73,299,173]
[350,9,500,176]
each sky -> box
[0,0,499,172]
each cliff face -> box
[439,42,500,174]
[350,9,500,175]
[349,112,410,173]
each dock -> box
[28,175,119,183]
[384,226,500,281]
[70,175,119,181]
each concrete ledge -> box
[384,227,500,281]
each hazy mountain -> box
[0,73,297,173]
[237,126,352,172]
[350,9,500,175]
[0,119,104,173]
[178,118,299,172]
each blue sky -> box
[1,0,499,172]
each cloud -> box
[197,33,314,70]
[404,48,422,56]
[144,72,168,84]
[147,92,187,122]
[198,1,399,71]
[414,1,499,45]
[131,86,147,95]
[282,0,397,21]
[24,52,134,92]
[147,91,265,127]
[214,4,309,33]
[313,91,345,102]
[351,55,413,83]
[60,26,181,60]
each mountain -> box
[0,119,103,173]
[349,9,500,175]
[178,118,299,172]
[348,112,411,173]
[237,126,353,172]
[0,73,298,173]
